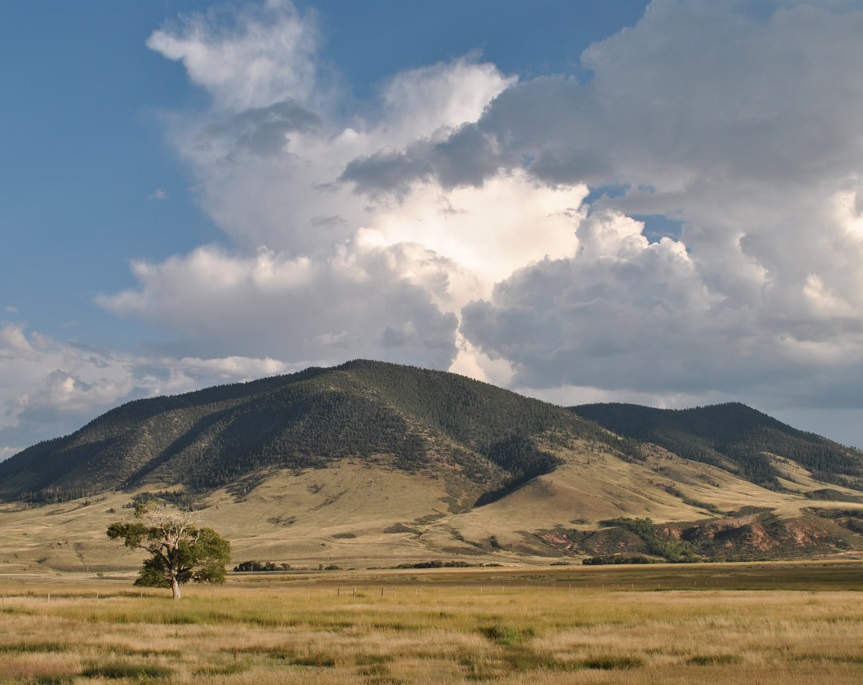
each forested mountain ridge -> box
[4,362,863,568]
[3,361,863,513]
[569,402,863,490]
[0,360,604,503]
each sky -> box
[3,0,863,459]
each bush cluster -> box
[233,561,291,572]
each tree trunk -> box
[171,576,182,600]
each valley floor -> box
[2,562,863,684]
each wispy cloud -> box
[0,320,300,455]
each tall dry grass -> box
[1,572,863,683]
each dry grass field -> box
[2,563,863,684]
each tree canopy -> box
[107,501,230,600]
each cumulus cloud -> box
[99,244,459,369]
[79,0,863,450]
[107,0,535,376]
[460,209,842,394]
[383,0,863,418]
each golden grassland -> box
[2,563,863,684]
[6,455,863,574]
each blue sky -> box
[4,0,863,458]
[0,2,217,342]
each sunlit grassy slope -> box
[3,444,863,572]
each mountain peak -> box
[0,360,592,504]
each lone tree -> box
[107,501,230,600]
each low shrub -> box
[479,624,535,646]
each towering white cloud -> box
[106,1,554,372]
[77,0,863,451]
[100,244,459,368]
[3,0,863,459]
[390,0,863,421]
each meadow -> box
[2,562,863,684]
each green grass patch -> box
[356,656,402,684]
[0,642,68,653]
[371,621,421,632]
[286,654,336,667]
[580,656,642,670]
[82,662,173,679]
[687,654,742,666]
[356,654,394,666]
[478,624,535,646]
[264,648,336,667]
[100,644,182,658]
[194,661,250,676]
[794,654,863,664]
[460,656,502,682]
[506,650,578,672]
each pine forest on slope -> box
[2,360,863,505]
[0,360,603,503]
[569,402,863,490]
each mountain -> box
[569,402,863,491]
[0,360,607,504]
[3,361,863,571]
